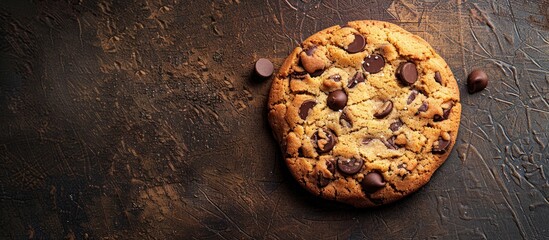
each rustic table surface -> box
[1,0,548,239]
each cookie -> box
[268,20,461,207]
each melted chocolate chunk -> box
[291,71,308,79]
[345,33,366,53]
[383,136,398,150]
[313,129,337,153]
[299,100,317,120]
[362,137,374,145]
[326,159,336,175]
[347,72,365,88]
[433,102,454,122]
[396,62,418,85]
[434,71,443,84]
[318,159,336,188]
[407,90,418,104]
[389,120,403,131]
[337,157,364,175]
[417,101,428,114]
[362,54,385,74]
[310,69,324,77]
[361,172,386,193]
[432,137,451,154]
[374,100,393,119]
[340,109,352,128]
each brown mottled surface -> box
[0,0,548,239]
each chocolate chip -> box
[313,129,337,153]
[362,54,385,74]
[340,109,352,127]
[318,159,336,188]
[328,74,341,82]
[361,172,385,193]
[432,137,451,154]
[298,147,304,157]
[337,157,364,175]
[291,71,308,79]
[407,90,418,104]
[345,33,366,53]
[362,137,374,145]
[383,136,398,150]
[254,58,274,78]
[347,72,365,88]
[326,159,336,174]
[318,175,331,188]
[433,102,454,122]
[374,100,393,119]
[396,62,418,85]
[434,71,443,84]
[417,101,428,113]
[389,120,403,131]
[467,69,488,93]
[310,69,324,77]
[305,46,317,56]
[327,90,348,111]
[299,100,316,120]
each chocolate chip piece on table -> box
[467,69,488,93]
[337,157,364,175]
[362,172,386,193]
[396,62,418,85]
[362,54,385,74]
[345,33,366,53]
[327,90,348,111]
[313,129,337,153]
[254,58,274,78]
[347,72,365,88]
[373,100,393,119]
[389,120,403,131]
[299,100,316,120]
[432,137,451,154]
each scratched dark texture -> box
[0,0,548,239]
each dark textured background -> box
[1,0,548,239]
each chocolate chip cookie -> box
[268,20,461,207]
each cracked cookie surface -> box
[268,20,461,207]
